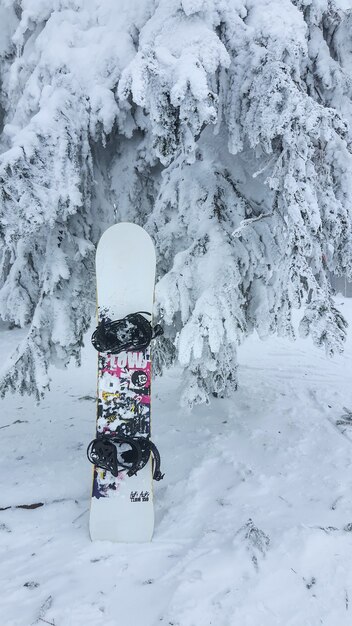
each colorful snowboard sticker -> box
[92,345,152,499]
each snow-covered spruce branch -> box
[232,213,273,237]
[0,0,352,404]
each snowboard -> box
[88,223,160,542]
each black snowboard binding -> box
[87,435,164,481]
[91,312,163,354]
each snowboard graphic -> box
[88,223,162,542]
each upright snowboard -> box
[88,223,162,542]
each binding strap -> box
[91,312,163,354]
[87,435,164,481]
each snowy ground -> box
[1,299,352,626]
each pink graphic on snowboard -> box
[102,352,151,403]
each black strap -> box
[148,439,164,481]
[87,435,164,480]
[91,312,163,354]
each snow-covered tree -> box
[0,0,138,397]
[0,0,352,404]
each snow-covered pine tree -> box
[118,0,352,404]
[0,0,351,405]
[0,0,139,396]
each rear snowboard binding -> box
[87,435,164,481]
[91,312,163,354]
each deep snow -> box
[1,299,352,626]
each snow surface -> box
[1,299,352,626]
